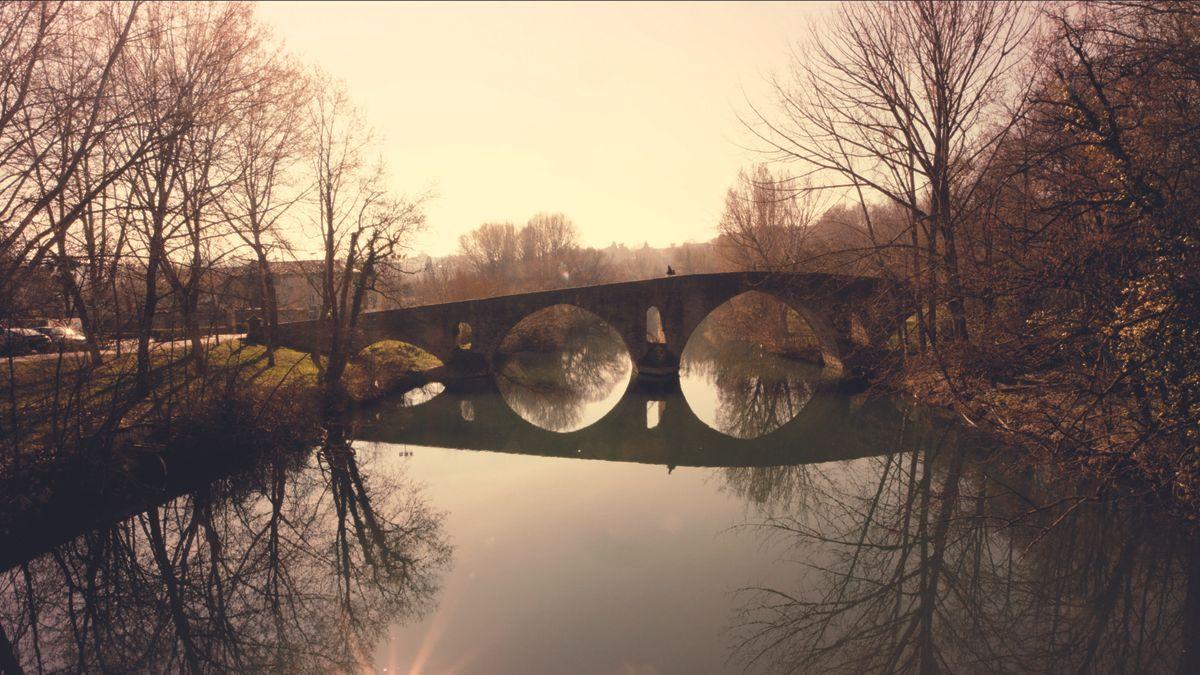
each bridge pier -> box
[424,346,492,388]
[634,344,680,382]
[628,301,687,383]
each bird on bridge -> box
[666,265,675,276]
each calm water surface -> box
[1,322,1197,673]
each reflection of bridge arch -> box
[264,272,912,380]
[354,379,906,468]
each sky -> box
[256,1,833,257]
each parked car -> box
[0,328,53,356]
[35,325,90,351]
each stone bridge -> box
[354,380,907,468]
[261,272,911,380]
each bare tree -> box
[717,164,820,272]
[35,3,147,364]
[116,2,267,384]
[750,0,1036,346]
[520,212,577,263]
[450,214,610,295]
[309,77,425,411]
[457,221,519,288]
[223,54,310,365]
[48,136,135,365]
[0,1,143,327]
[117,2,194,390]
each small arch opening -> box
[646,306,666,344]
[646,400,663,429]
[402,382,445,407]
[455,322,473,349]
[850,313,870,346]
[460,400,475,421]
[888,313,922,352]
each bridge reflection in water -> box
[354,368,906,470]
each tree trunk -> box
[0,621,24,675]
[924,221,939,348]
[55,251,104,365]
[256,252,278,366]
[911,217,927,353]
[136,243,160,393]
[183,290,204,371]
[940,221,969,343]
[322,340,350,416]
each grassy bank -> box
[1,339,442,474]
[146,339,443,397]
[3,339,441,409]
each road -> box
[7,334,246,362]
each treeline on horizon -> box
[408,203,882,305]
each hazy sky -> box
[256,1,832,257]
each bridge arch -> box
[679,289,844,377]
[494,303,636,368]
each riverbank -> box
[2,338,441,414]
[885,350,1200,523]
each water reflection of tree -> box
[496,311,631,432]
[685,336,819,439]
[721,464,817,515]
[731,410,1200,673]
[0,435,450,672]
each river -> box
[0,315,1196,673]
